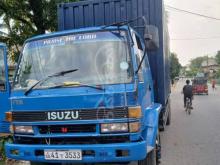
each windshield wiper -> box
[47,81,105,91]
[24,69,78,96]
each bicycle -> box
[185,97,192,115]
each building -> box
[201,58,219,78]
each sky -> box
[165,0,220,66]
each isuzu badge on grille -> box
[47,111,79,120]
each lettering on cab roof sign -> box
[26,31,127,49]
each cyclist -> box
[183,79,193,108]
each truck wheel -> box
[156,131,161,164]
[166,109,171,125]
[159,126,164,132]
[138,149,156,165]
[138,131,160,165]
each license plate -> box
[44,150,82,160]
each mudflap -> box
[159,97,171,131]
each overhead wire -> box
[171,37,220,41]
[165,5,220,41]
[165,5,220,21]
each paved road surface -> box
[161,80,220,165]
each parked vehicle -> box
[2,0,171,164]
[192,77,208,95]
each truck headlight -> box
[14,126,34,134]
[129,122,141,133]
[101,123,128,133]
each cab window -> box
[132,33,145,81]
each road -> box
[161,80,220,165]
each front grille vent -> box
[39,124,96,134]
[12,108,128,122]
[14,135,130,145]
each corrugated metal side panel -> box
[148,0,171,106]
[58,0,150,34]
[57,0,170,106]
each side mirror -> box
[144,25,159,50]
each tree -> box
[0,0,78,62]
[170,53,182,80]
[189,56,207,71]
[215,51,220,65]
[186,56,209,77]
[217,69,220,78]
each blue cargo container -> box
[58,0,171,128]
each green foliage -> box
[189,56,208,70]
[216,69,220,78]
[185,68,198,77]
[215,51,220,65]
[0,136,12,161]
[170,52,181,80]
[0,0,78,62]
[185,56,209,77]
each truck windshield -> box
[14,31,132,90]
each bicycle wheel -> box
[188,106,191,115]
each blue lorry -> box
[2,0,171,164]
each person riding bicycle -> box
[183,79,193,108]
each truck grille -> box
[14,135,130,145]
[38,124,96,134]
[12,108,128,122]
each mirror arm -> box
[135,48,147,75]
[127,26,134,46]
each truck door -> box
[0,44,10,133]
[132,32,152,107]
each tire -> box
[138,131,160,165]
[166,109,171,125]
[159,125,165,132]
[159,112,165,132]
[138,149,156,165]
[156,131,161,164]
[187,106,191,115]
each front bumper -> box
[6,141,147,163]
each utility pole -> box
[207,55,209,79]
